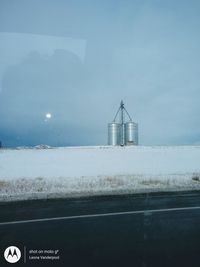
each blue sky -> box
[0,0,200,147]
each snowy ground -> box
[0,145,200,201]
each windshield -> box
[0,0,200,147]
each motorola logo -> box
[4,246,21,263]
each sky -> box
[0,0,200,147]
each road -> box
[0,191,200,266]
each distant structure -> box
[0,141,2,148]
[108,100,138,146]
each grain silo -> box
[108,123,121,145]
[125,122,138,145]
[108,101,138,146]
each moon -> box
[45,113,52,119]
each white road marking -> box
[0,206,200,226]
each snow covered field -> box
[0,145,200,201]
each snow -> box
[0,145,200,201]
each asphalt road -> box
[1,191,200,267]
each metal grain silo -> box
[108,123,121,145]
[125,122,138,145]
[108,100,139,146]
